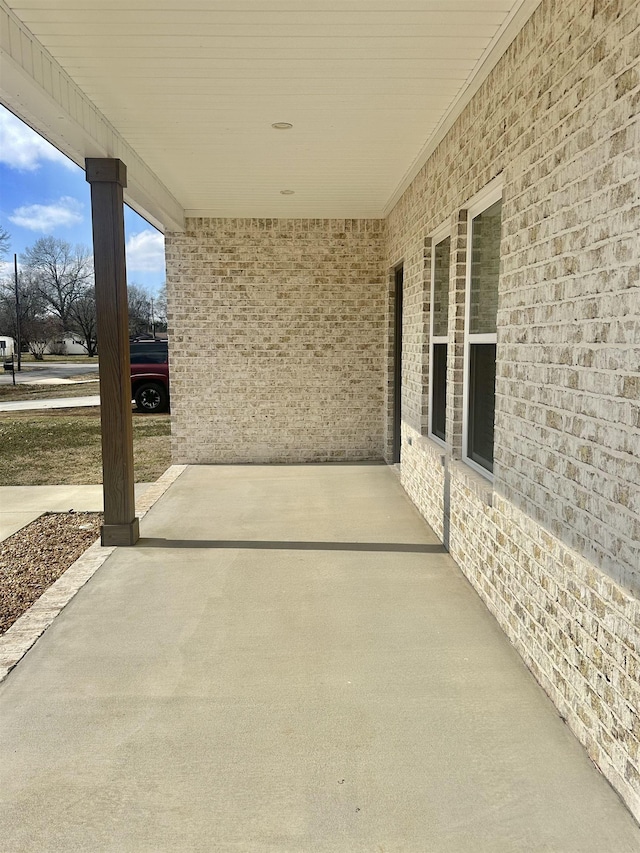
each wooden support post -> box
[86,158,139,546]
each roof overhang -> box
[1,0,542,230]
[1,2,184,232]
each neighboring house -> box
[0,336,14,358]
[1,0,639,821]
[45,336,94,356]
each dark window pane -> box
[470,199,501,334]
[431,343,447,441]
[130,343,168,364]
[468,343,496,472]
[432,236,450,337]
[393,265,403,464]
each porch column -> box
[85,158,139,546]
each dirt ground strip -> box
[0,512,103,635]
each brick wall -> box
[166,218,386,463]
[387,0,640,819]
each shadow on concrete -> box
[137,537,446,553]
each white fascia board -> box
[0,1,184,233]
[383,0,542,218]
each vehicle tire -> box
[134,381,169,413]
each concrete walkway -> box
[0,395,100,412]
[0,483,150,541]
[0,465,638,852]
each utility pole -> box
[150,297,155,338]
[13,254,21,372]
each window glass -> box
[431,343,447,441]
[468,343,496,472]
[432,237,450,338]
[130,343,168,364]
[469,199,502,335]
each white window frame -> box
[462,178,503,480]
[428,222,451,447]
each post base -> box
[101,517,140,547]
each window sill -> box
[413,434,446,467]
[449,459,494,507]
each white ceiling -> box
[1,0,540,226]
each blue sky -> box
[0,105,165,294]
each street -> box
[0,361,99,385]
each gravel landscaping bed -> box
[0,512,103,635]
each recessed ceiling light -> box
[272,122,293,130]
[280,189,295,195]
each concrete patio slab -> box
[0,464,638,852]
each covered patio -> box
[1,464,639,851]
[1,0,639,834]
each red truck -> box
[130,339,170,413]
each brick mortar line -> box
[498,330,640,339]
[508,173,639,202]
[496,445,640,500]
[498,401,638,426]
[0,464,188,684]
[498,451,638,489]
[501,248,639,270]
[507,178,640,208]
[502,250,639,272]
[498,413,638,445]
[512,152,640,190]
[502,224,640,256]
[497,375,638,391]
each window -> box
[429,229,450,444]
[392,264,403,464]
[130,341,168,365]
[463,186,502,476]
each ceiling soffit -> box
[1,1,541,224]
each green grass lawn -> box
[0,409,171,485]
[0,379,99,402]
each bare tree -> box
[0,226,10,262]
[0,228,14,343]
[24,315,63,360]
[154,282,168,331]
[0,288,14,337]
[0,270,46,353]
[21,237,93,330]
[128,283,153,337]
[69,289,98,357]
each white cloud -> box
[126,229,165,273]
[0,109,76,172]
[9,196,84,231]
